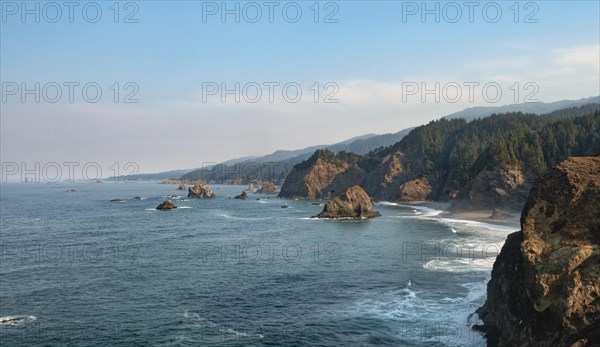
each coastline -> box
[388,200,521,229]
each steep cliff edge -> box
[475,156,600,346]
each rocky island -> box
[313,185,381,219]
[474,156,600,346]
[156,200,177,210]
[188,184,215,199]
[255,182,279,194]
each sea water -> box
[0,183,517,346]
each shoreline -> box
[385,200,522,229]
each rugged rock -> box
[156,200,177,210]
[256,182,279,194]
[475,156,600,346]
[489,208,511,220]
[313,185,381,219]
[234,191,248,200]
[188,184,215,199]
[362,152,406,201]
[397,178,432,202]
[177,183,186,190]
[279,158,354,199]
[248,183,255,192]
[451,166,530,211]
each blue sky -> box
[1,1,599,174]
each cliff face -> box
[476,156,600,346]
[278,158,353,199]
[451,166,531,211]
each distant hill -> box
[107,169,195,181]
[180,128,413,183]
[279,104,600,211]
[443,96,599,122]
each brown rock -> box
[397,178,432,202]
[451,166,530,211]
[475,156,600,346]
[188,184,215,199]
[234,191,248,200]
[313,185,381,219]
[156,200,177,210]
[256,182,279,194]
[177,183,186,190]
[489,208,511,220]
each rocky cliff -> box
[278,153,361,199]
[313,185,381,219]
[475,156,600,346]
[451,166,531,211]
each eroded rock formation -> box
[475,156,600,346]
[313,185,381,219]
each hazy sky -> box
[1,0,599,176]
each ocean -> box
[0,183,517,346]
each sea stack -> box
[177,183,186,190]
[156,200,177,210]
[474,156,600,346]
[188,184,215,199]
[313,185,381,219]
[256,182,279,194]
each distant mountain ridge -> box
[179,128,413,183]
[117,96,599,182]
[443,96,599,121]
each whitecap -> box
[0,315,37,325]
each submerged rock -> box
[66,189,77,193]
[313,185,381,219]
[110,198,125,202]
[156,200,177,210]
[133,196,143,200]
[475,156,600,346]
[234,191,248,200]
[188,184,215,199]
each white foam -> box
[183,310,263,339]
[423,258,494,273]
[0,315,37,325]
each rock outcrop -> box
[397,178,432,202]
[234,191,248,200]
[188,184,215,199]
[475,156,600,346]
[489,208,511,220]
[452,166,530,211]
[256,182,279,194]
[279,157,358,199]
[177,183,186,190]
[313,185,381,219]
[156,200,177,210]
